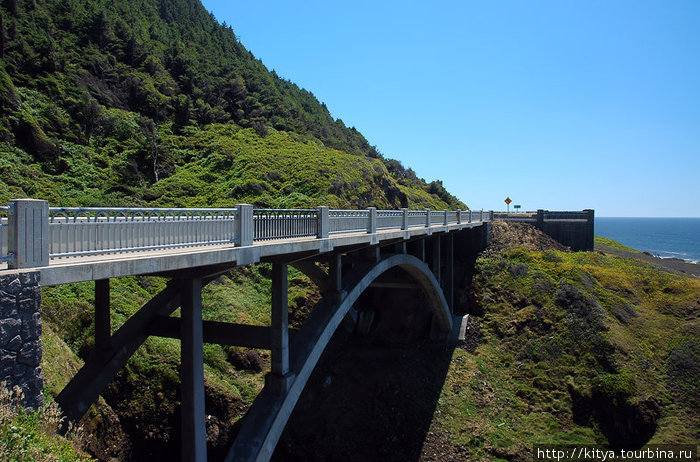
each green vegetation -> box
[38,264,321,457]
[0,0,463,210]
[0,0,463,454]
[6,0,696,459]
[595,236,640,253]
[428,226,700,460]
[0,384,92,461]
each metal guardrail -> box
[407,210,426,228]
[329,210,370,234]
[0,207,9,263]
[49,207,240,258]
[2,199,497,269]
[253,209,317,241]
[376,210,403,230]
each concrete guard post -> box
[0,271,43,409]
[367,207,377,234]
[236,204,254,247]
[317,206,329,239]
[8,199,49,269]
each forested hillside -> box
[0,0,465,459]
[0,0,462,209]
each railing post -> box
[469,210,472,223]
[425,208,431,228]
[367,207,376,234]
[317,206,329,238]
[8,199,49,269]
[457,210,462,224]
[401,208,408,230]
[489,210,494,221]
[236,204,253,246]
[443,210,448,226]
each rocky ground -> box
[482,221,570,256]
[595,241,700,279]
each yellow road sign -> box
[505,197,512,205]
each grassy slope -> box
[1,0,462,457]
[38,264,320,458]
[0,121,462,210]
[426,225,699,461]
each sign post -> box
[504,197,512,213]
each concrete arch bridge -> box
[0,200,592,461]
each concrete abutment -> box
[0,271,43,408]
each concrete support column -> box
[360,246,380,262]
[236,204,254,247]
[392,242,407,254]
[445,234,454,313]
[328,254,342,293]
[317,206,329,239]
[180,277,207,462]
[367,207,377,234]
[430,236,441,285]
[94,279,111,350]
[8,199,49,269]
[268,263,294,393]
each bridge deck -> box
[0,221,483,286]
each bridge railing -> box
[253,209,318,240]
[407,210,427,228]
[48,207,240,259]
[2,199,492,269]
[376,210,403,230]
[328,209,370,234]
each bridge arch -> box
[228,253,453,461]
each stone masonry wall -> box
[0,272,43,408]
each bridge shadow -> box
[271,282,458,462]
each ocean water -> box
[595,217,700,264]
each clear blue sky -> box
[200,0,700,217]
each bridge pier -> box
[180,277,207,461]
[268,264,295,393]
[429,236,441,287]
[445,234,454,313]
[94,279,111,350]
